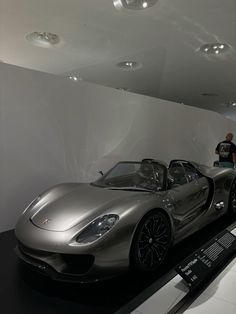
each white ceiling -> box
[1,0,236,118]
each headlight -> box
[76,214,119,244]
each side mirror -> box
[99,170,104,176]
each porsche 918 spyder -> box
[15,159,236,282]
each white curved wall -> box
[0,63,235,232]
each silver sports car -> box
[15,159,236,282]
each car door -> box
[182,163,209,213]
[167,162,209,229]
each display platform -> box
[0,215,234,314]
[131,222,236,314]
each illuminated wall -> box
[0,62,235,232]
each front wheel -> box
[229,180,236,215]
[130,211,172,272]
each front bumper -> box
[15,210,134,281]
[16,242,123,282]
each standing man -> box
[215,133,236,168]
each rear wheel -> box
[130,211,172,272]
[229,180,236,215]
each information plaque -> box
[175,229,236,291]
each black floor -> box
[0,215,234,314]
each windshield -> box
[93,161,166,191]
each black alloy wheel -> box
[229,180,236,215]
[131,211,171,272]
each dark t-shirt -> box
[216,140,236,163]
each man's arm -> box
[233,153,236,163]
[233,144,236,164]
[215,143,220,155]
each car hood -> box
[30,183,144,232]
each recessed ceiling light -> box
[26,32,60,48]
[142,2,148,8]
[67,75,82,82]
[232,103,236,107]
[199,43,230,55]
[113,0,159,11]
[116,61,142,70]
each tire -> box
[130,211,172,272]
[229,180,236,216]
